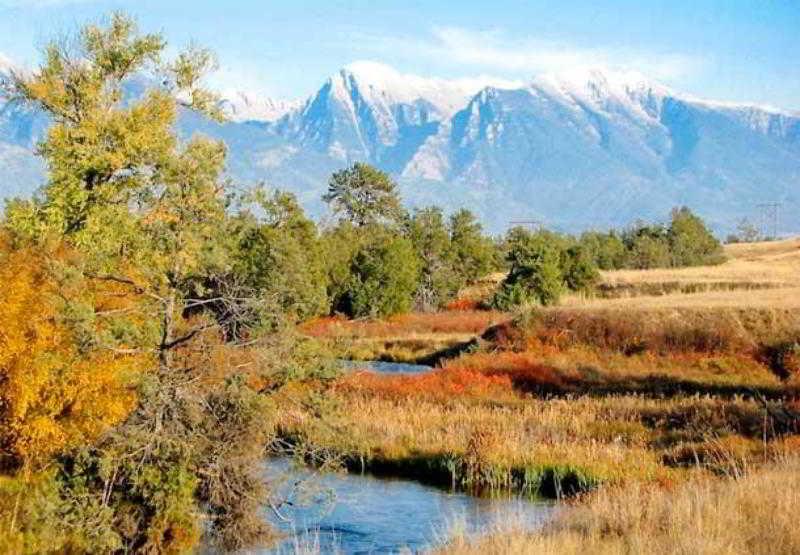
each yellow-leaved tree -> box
[1,12,288,553]
[0,237,145,468]
[0,234,150,551]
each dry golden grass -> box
[604,237,800,287]
[512,305,800,355]
[563,237,800,309]
[564,287,800,309]
[440,456,800,555]
[280,368,800,499]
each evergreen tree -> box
[448,208,495,284]
[407,207,460,311]
[341,226,420,318]
[231,189,329,321]
[668,206,725,266]
[492,228,564,308]
[323,162,404,227]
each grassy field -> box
[566,236,800,307]
[439,455,800,554]
[288,238,800,550]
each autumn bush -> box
[0,240,146,472]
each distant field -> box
[562,237,800,309]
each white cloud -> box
[359,26,706,84]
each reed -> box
[440,456,800,555]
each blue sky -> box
[1,0,799,109]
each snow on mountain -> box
[341,61,521,116]
[219,91,301,122]
[272,62,522,174]
[1,62,798,234]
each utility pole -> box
[756,202,781,239]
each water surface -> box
[338,360,433,374]
[260,458,554,554]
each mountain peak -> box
[534,66,672,102]
[219,90,301,122]
[334,61,521,116]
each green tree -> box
[231,189,329,321]
[323,162,404,227]
[668,207,725,266]
[448,208,495,284]
[562,244,600,292]
[406,207,460,311]
[492,228,564,309]
[579,230,627,270]
[332,225,420,318]
[321,221,362,313]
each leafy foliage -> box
[0,237,146,472]
[579,207,725,270]
[231,189,329,322]
[406,207,461,311]
[448,209,496,285]
[492,228,566,309]
[335,226,421,318]
[323,162,404,227]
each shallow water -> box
[259,458,554,554]
[338,359,433,374]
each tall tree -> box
[3,13,280,551]
[407,207,460,311]
[448,209,495,285]
[323,162,404,227]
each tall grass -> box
[440,456,800,555]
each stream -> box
[338,359,433,374]
[259,457,554,554]
[248,361,553,553]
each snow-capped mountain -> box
[273,62,520,168]
[2,62,799,234]
[219,91,301,122]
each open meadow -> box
[290,237,800,552]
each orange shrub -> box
[445,298,481,311]
[0,240,148,470]
[443,352,570,393]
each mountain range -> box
[2,60,799,234]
